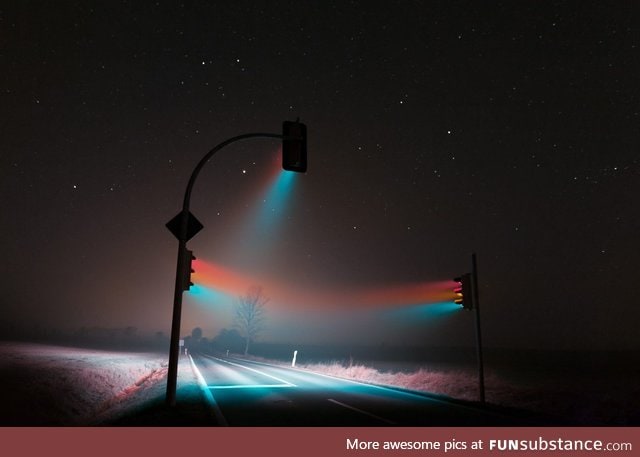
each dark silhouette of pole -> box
[471,252,485,403]
[166,132,282,407]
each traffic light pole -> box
[471,252,486,403]
[166,233,188,406]
[166,132,284,407]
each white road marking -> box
[189,355,228,426]
[206,355,296,387]
[209,384,295,389]
[327,398,396,425]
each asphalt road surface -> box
[189,354,526,426]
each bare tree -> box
[234,286,269,355]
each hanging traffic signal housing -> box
[282,120,307,173]
[453,273,473,310]
[180,249,196,291]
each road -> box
[189,353,526,426]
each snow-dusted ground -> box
[0,342,174,425]
[294,361,640,425]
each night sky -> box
[2,1,638,351]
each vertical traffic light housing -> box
[181,249,196,291]
[282,120,307,173]
[453,273,473,310]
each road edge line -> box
[188,354,228,426]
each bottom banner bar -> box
[1,427,637,457]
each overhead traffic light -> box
[282,120,307,173]
[453,273,473,310]
[180,249,196,291]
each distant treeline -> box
[0,323,170,351]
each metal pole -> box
[166,234,187,406]
[165,133,283,407]
[471,252,485,403]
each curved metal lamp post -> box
[165,123,306,406]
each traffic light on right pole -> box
[453,273,473,310]
[282,120,307,173]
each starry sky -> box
[2,1,639,351]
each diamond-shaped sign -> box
[166,211,204,241]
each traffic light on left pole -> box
[453,273,473,310]
[181,249,196,291]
